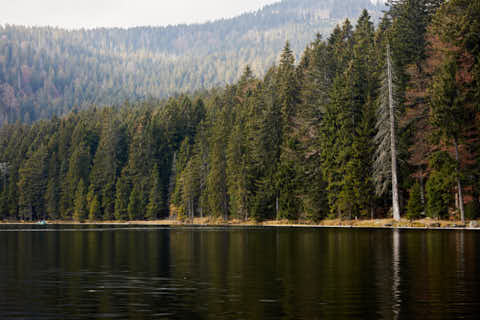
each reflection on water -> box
[1,226,479,319]
[392,229,401,320]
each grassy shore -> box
[1,217,479,230]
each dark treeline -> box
[0,0,384,124]
[0,0,479,222]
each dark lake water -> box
[1,225,480,319]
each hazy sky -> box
[0,0,280,29]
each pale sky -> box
[0,0,280,29]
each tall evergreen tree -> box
[128,184,144,221]
[430,57,468,222]
[114,172,129,221]
[88,193,101,221]
[17,144,48,220]
[73,179,87,222]
[146,164,164,220]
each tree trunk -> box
[453,139,465,223]
[387,44,401,221]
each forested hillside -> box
[0,0,384,124]
[0,0,479,222]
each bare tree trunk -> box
[387,44,401,221]
[453,138,465,223]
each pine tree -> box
[206,111,229,219]
[128,184,143,221]
[89,113,121,220]
[320,76,348,219]
[251,69,282,221]
[44,152,60,220]
[296,36,331,221]
[227,122,251,220]
[425,151,456,219]
[388,0,445,76]
[88,194,101,221]
[0,188,7,220]
[276,42,302,220]
[61,142,91,219]
[17,144,48,221]
[430,57,468,222]
[181,158,200,220]
[45,178,59,220]
[102,182,116,221]
[114,173,129,221]
[406,182,423,220]
[146,165,163,220]
[73,179,87,222]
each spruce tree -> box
[114,173,129,221]
[73,179,87,222]
[430,58,468,222]
[44,178,59,220]
[44,152,60,220]
[425,151,456,219]
[406,182,423,220]
[102,182,116,221]
[61,142,91,219]
[88,194,101,221]
[276,42,302,220]
[146,165,163,220]
[227,123,250,220]
[17,144,48,221]
[206,134,229,219]
[128,184,143,221]
[0,189,7,220]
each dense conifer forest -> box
[0,0,384,124]
[0,0,479,222]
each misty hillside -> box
[0,0,385,123]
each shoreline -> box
[1,218,479,231]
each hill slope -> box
[0,0,385,123]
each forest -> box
[0,0,479,223]
[0,0,383,124]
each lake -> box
[1,225,479,319]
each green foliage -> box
[114,174,129,221]
[88,194,101,221]
[465,201,479,220]
[406,182,423,220]
[146,165,164,220]
[0,189,7,220]
[73,180,87,222]
[206,127,229,219]
[0,0,478,225]
[426,173,450,219]
[434,0,480,109]
[128,185,143,221]
[426,152,456,219]
[0,1,384,124]
[17,144,49,220]
[430,57,467,141]
[44,178,60,220]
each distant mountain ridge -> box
[0,0,385,123]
